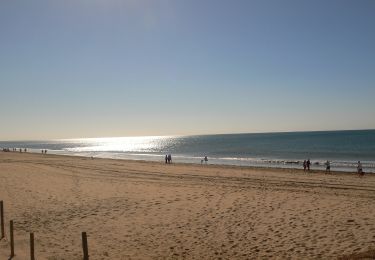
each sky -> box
[0,0,374,140]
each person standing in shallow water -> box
[303,160,307,172]
[167,154,172,164]
[165,155,168,164]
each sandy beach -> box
[0,152,375,259]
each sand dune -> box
[1,152,375,259]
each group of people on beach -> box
[164,154,209,165]
[303,159,311,172]
[1,148,27,153]
[165,154,172,164]
[158,155,366,176]
[1,148,51,154]
[303,159,365,176]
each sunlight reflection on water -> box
[63,136,177,152]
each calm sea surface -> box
[1,130,375,173]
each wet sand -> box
[0,152,375,259]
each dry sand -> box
[0,152,375,260]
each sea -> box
[1,130,375,173]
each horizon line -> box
[0,128,374,142]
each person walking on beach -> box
[303,160,307,172]
[165,155,168,164]
[204,156,208,164]
[307,159,311,172]
[167,154,172,164]
[357,161,363,177]
[325,160,331,174]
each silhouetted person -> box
[357,161,363,176]
[204,156,208,164]
[325,160,331,174]
[307,159,311,171]
[165,155,168,164]
[303,160,307,172]
[168,154,172,164]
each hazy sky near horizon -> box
[1,0,375,140]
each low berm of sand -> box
[1,152,375,259]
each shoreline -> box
[1,152,375,259]
[1,150,369,174]
[2,129,374,174]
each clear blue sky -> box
[1,0,374,140]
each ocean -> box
[1,130,375,173]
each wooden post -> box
[10,220,14,258]
[82,232,89,260]
[0,201,4,239]
[30,232,35,260]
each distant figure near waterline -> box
[167,154,172,164]
[325,160,331,174]
[165,155,168,164]
[303,160,307,172]
[204,156,208,164]
[306,159,311,171]
[357,161,364,177]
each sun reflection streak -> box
[62,136,177,153]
